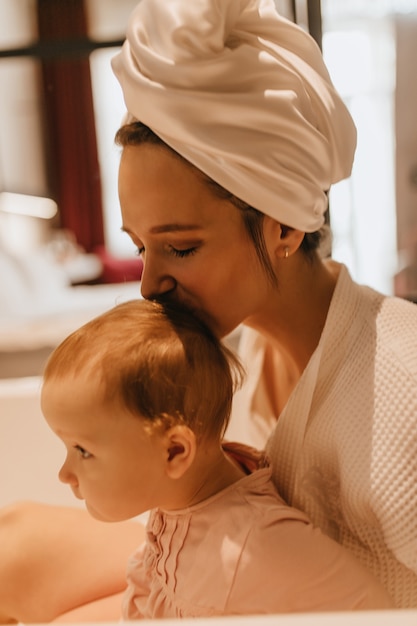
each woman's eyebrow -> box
[149,223,201,234]
[121,224,201,235]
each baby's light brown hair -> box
[43,299,244,441]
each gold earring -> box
[284,247,289,259]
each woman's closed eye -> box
[74,445,92,460]
[169,245,198,258]
[135,245,198,258]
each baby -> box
[41,299,392,618]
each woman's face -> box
[118,144,274,338]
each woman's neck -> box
[246,257,340,376]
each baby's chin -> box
[85,502,143,524]
[84,502,115,523]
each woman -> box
[0,0,416,621]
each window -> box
[322,0,417,295]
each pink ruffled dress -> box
[122,443,392,619]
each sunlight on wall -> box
[90,47,137,259]
[322,0,417,294]
[322,21,397,294]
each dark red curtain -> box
[37,0,104,252]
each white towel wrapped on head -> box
[112,0,357,232]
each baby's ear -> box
[164,425,197,479]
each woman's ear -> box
[164,425,197,480]
[263,217,305,260]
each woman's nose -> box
[140,260,177,300]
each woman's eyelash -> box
[170,247,197,258]
[135,245,197,258]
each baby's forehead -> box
[42,362,105,399]
[41,371,123,428]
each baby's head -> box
[43,299,243,442]
[41,299,244,521]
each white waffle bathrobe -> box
[228,262,417,607]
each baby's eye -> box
[74,445,92,460]
[170,246,197,258]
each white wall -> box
[0,376,82,508]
